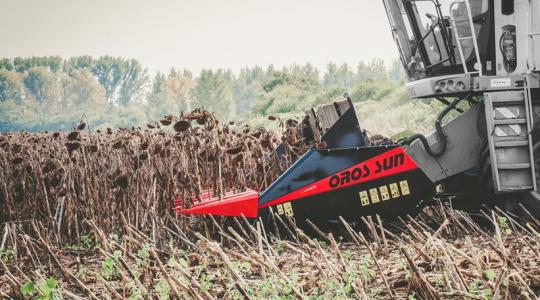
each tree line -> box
[0,56,406,131]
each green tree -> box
[324,63,355,89]
[117,59,149,106]
[356,61,369,82]
[152,71,166,94]
[148,69,193,118]
[12,56,63,73]
[367,58,388,81]
[41,56,63,73]
[233,66,265,116]
[23,67,58,105]
[0,70,31,131]
[289,63,321,90]
[324,63,339,87]
[253,64,322,116]
[91,56,124,105]
[388,58,405,81]
[252,83,309,115]
[91,56,148,106]
[23,67,63,126]
[0,70,24,104]
[64,55,95,74]
[192,69,235,120]
[0,58,14,71]
[62,69,107,114]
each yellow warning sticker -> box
[369,188,380,203]
[283,202,294,217]
[379,185,390,201]
[276,204,284,215]
[390,183,400,198]
[359,191,370,206]
[355,181,413,207]
[399,180,411,195]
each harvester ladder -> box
[449,0,483,76]
[484,82,536,193]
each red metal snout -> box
[174,189,259,218]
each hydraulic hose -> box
[400,97,462,157]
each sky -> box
[0,0,398,75]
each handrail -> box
[449,2,468,73]
[448,0,483,76]
[464,0,483,76]
[529,33,539,70]
[523,77,537,191]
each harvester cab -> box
[176,0,540,228]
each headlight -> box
[447,80,455,90]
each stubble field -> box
[0,111,539,299]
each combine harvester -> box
[177,0,540,227]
